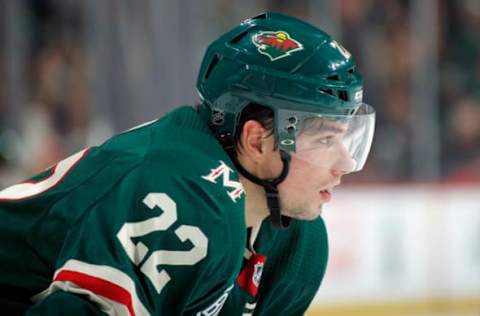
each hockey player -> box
[0,12,375,315]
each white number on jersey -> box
[117,193,208,294]
[197,284,234,316]
[0,148,89,201]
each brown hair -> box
[234,103,276,150]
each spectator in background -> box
[21,36,88,173]
[444,97,480,181]
[439,0,480,181]
[2,0,480,183]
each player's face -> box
[277,120,353,220]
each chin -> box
[306,205,324,220]
[302,212,322,221]
[281,202,323,221]
[289,208,322,221]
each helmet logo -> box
[252,31,303,61]
[211,108,225,125]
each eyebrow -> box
[317,124,346,133]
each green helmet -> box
[197,12,374,171]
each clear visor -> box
[278,103,375,173]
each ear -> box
[239,120,269,162]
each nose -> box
[331,168,347,177]
[330,145,356,175]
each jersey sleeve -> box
[28,162,245,316]
[25,291,108,316]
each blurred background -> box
[0,0,478,315]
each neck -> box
[240,174,270,228]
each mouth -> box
[319,189,332,202]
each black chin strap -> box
[218,133,292,229]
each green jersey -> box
[0,107,246,315]
[0,106,329,315]
[220,218,328,316]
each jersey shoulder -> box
[134,152,246,264]
[138,106,247,229]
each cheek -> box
[280,159,313,191]
[289,157,322,180]
[284,158,332,190]
[264,150,283,178]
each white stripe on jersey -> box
[0,148,89,200]
[33,281,131,316]
[32,259,149,316]
[242,301,257,315]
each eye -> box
[316,136,335,147]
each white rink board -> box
[312,185,480,305]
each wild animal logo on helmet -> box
[251,31,303,61]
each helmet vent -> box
[319,88,334,96]
[205,54,221,80]
[338,90,349,101]
[327,74,340,81]
[251,13,267,20]
[229,31,249,45]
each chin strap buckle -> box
[264,184,290,229]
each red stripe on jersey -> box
[0,147,90,201]
[55,269,135,316]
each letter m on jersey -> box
[202,161,244,203]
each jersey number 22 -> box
[117,193,208,294]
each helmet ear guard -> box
[197,12,375,228]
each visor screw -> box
[288,116,297,124]
[286,126,296,134]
